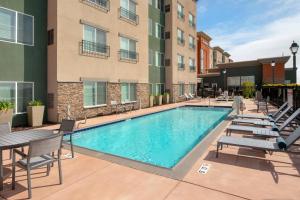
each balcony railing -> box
[83,0,110,11]
[177,11,185,20]
[177,37,185,45]
[189,66,196,72]
[119,49,139,63]
[178,63,185,70]
[119,7,139,24]
[80,40,110,58]
[189,43,196,50]
[189,20,196,28]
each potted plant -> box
[156,94,163,106]
[149,95,154,107]
[163,93,170,104]
[0,101,14,125]
[27,100,45,127]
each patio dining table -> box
[0,129,54,191]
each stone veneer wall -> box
[56,82,149,122]
[171,84,189,103]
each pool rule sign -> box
[287,89,293,107]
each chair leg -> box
[27,167,32,199]
[216,143,220,158]
[58,151,63,184]
[51,152,55,167]
[70,134,74,158]
[46,164,51,176]
[9,149,12,160]
[12,152,16,190]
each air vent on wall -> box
[165,5,170,12]
[165,59,171,66]
[165,32,170,39]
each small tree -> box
[242,82,255,98]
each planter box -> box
[0,109,13,125]
[27,106,45,127]
[163,94,170,104]
[156,95,163,106]
[149,96,154,107]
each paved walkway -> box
[1,99,299,200]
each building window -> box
[86,0,110,10]
[0,7,34,46]
[189,35,195,50]
[83,81,107,107]
[121,83,136,102]
[0,81,34,114]
[119,36,138,62]
[189,58,195,71]
[189,84,196,95]
[177,54,184,70]
[149,49,154,65]
[188,13,195,28]
[177,3,184,20]
[227,77,240,87]
[148,18,152,36]
[178,84,184,96]
[150,83,165,95]
[177,28,184,45]
[155,23,164,39]
[200,49,204,73]
[154,0,164,11]
[241,76,255,84]
[120,0,138,24]
[82,24,109,56]
[148,0,152,5]
[155,51,164,67]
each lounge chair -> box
[236,102,288,120]
[216,126,300,158]
[184,93,191,100]
[232,105,293,126]
[188,93,195,99]
[226,108,300,138]
[12,134,64,198]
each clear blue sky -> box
[196,0,300,81]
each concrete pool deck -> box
[1,98,300,200]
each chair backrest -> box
[275,105,293,122]
[0,122,11,134]
[286,126,300,148]
[59,119,76,133]
[28,134,63,157]
[272,102,288,117]
[279,108,300,131]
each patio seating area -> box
[0,98,299,200]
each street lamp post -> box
[290,41,299,83]
[271,61,276,84]
[223,69,227,90]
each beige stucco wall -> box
[214,49,223,66]
[47,0,149,121]
[165,0,197,92]
[54,0,148,83]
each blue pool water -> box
[72,106,231,168]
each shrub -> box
[0,101,14,111]
[28,100,43,106]
[242,82,255,98]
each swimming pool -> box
[72,106,231,168]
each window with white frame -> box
[0,81,34,114]
[177,28,184,45]
[83,24,107,54]
[121,83,136,102]
[200,49,204,73]
[154,0,164,11]
[241,76,255,84]
[87,0,109,9]
[155,51,164,67]
[0,7,34,45]
[227,76,240,87]
[178,54,184,69]
[189,84,196,94]
[189,35,195,49]
[155,23,164,39]
[148,18,152,35]
[179,84,184,96]
[188,13,195,27]
[120,0,137,23]
[120,36,137,60]
[189,58,195,71]
[177,3,184,20]
[83,81,106,107]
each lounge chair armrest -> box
[13,148,27,158]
